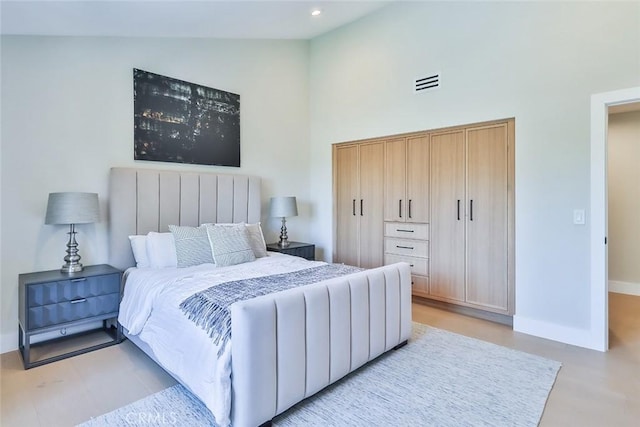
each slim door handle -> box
[70,298,87,304]
[470,199,474,221]
[396,245,414,250]
[408,199,412,219]
[360,199,363,216]
[457,200,461,221]
[399,200,402,218]
[352,199,356,216]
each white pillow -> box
[128,235,150,268]
[146,231,177,268]
[205,222,267,258]
[245,223,268,258]
[205,224,256,267]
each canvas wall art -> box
[133,69,240,167]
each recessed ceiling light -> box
[311,9,322,17]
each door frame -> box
[590,86,640,352]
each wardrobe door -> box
[466,125,509,311]
[406,135,430,223]
[359,142,385,269]
[430,131,466,301]
[334,145,360,266]
[384,138,406,222]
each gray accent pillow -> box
[168,225,214,268]
[205,224,256,267]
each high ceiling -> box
[0,0,392,40]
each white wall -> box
[2,2,638,354]
[0,36,310,353]
[608,110,640,293]
[308,2,639,345]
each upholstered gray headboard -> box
[108,167,261,271]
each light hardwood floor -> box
[1,293,638,426]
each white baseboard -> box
[513,315,605,352]
[608,280,640,296]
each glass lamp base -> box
[278,218,290,248]
[61,224,84,274]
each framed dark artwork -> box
[133,69,240,167]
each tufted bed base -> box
[230,262,411,426]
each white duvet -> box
[118,253,326,427]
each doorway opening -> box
[590,87,640,352]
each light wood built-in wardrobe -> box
[333,118,515,317]
[333,141,385,269]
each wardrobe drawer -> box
[384,238,429,258]
[411,275,429,297]
[385,254,429,276]
[384,222,429,240]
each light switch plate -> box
[573,209,586,225]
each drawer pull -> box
[396,245,414,250]
[396,229,414,233]
[410,264,415,267]
[71,278,87,283]
[70,298,87,304]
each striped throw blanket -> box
[180,264,363,355]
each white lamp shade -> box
[45,192,100,225]
[269,196,298,218]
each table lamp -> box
[269,196,298,248]
[45,192,99,273]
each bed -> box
[108,167,412,427]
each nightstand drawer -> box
[266,242,315,261]
[28,293,120,330]
[27,273,120,307]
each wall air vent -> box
[414,73,440,93]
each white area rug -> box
[79,323,561,426]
